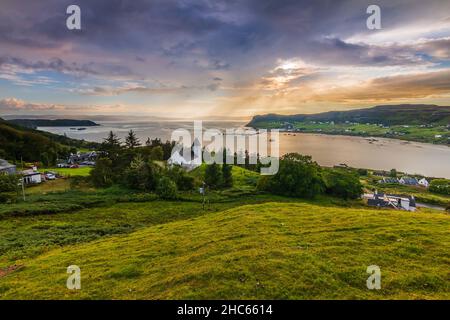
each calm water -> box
[39,121,450,178]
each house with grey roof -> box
[380,177,399,184]
[0,159,16,175]
[399,176,419,186]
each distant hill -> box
[9,119,99,129]
[0,117,99,165]
[247,105,450,127]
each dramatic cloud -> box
[0,98,65,111]
[0,0,450,117]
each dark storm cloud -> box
[1,0,450,84]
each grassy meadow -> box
[0,165,449,299]
[0,201,449,299]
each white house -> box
[21,169,42,184]
[418,178,430,188]
[366,193,416,212]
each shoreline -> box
[255,127,450,148]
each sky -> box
[0,0,450,120]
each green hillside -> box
[248,104,450,127]
[0,117,98,165]
[1,201,449,299]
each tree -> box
[155,177,178,199]
[205,162,222,189]
[323,169,363,199]
[222,163,233,188]
[150,146,164,161]
[260,153,324,198]
[390,168,397,178]
[89,157,113,187]
[123,154,147,190]
[103,131,121,148]
[125,130,140,149]
[101,131,121,161]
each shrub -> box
[89,157,114,188]
[429,179,450,195]
[0,175,19,192]
[357,168,368,176]
[156,177,178,200]
[165,165,195,191]
[323,169,363,200]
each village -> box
[0,151,97,185]
[1,150,444,212]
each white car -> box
[45,173,56,180]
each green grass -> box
[25,179,71,194]
[1,202,449,299]
[0,186,156,219]
[42,167,93,177]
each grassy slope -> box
[1,202,449,299]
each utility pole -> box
[200,181,206,210]
[20,156,25,201]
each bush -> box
[205,163,222,189]
[166,166,195,191]
[260,153,324,198]
[155,177,178,200]
[122,155,161,191]
[89,157,114,188]
[357,168,368,176]
[0,175,19,192]
[429,179,450,195]
[323,169,363,200]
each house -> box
[21,169,42,184]
[399,176,419,186]
[418,178,430,188]
[380,177,399,184]
[373,170,388,176]
[68,151,97,165]
[0,159,16,175]
[366,193,416,211]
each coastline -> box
[250,126,450,147]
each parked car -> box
[45,173,56,180]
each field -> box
[0,200,449,299]
[42,167,93,177]
[1,165,449,299]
